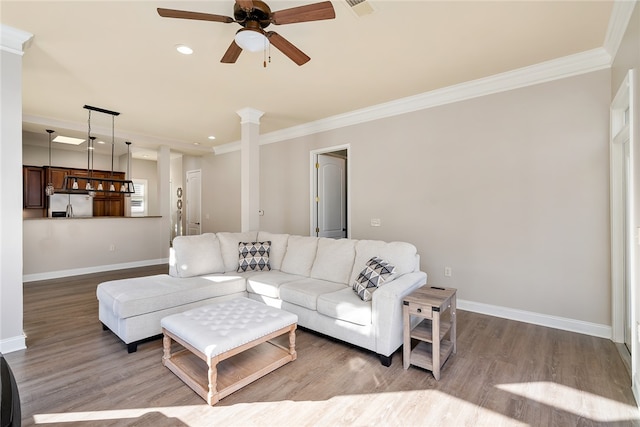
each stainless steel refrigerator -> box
[48,193,93,217]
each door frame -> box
[310,144,351,238]
[611,69,636,346]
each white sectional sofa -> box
[97,231,427,365]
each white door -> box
[316,154,346,238]
[186,169,201,235]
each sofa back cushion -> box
[310,238,356,285]
[217,231,259,272]
[280,235,319,276]
[171,233,225,278]
[257,232,289,270]
[349,240,419,284]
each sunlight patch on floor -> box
[495,381,640,422]
[33,406,202,423]
[32,389,526,426]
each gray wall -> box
[206,69,611,327]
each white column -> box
[157,145,172,250]
[237,107,264,232]
[1,25,33,353]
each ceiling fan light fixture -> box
[175,44,193,55]
[234,28,269,52]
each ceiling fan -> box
[157,0,336,66]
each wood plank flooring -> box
[4,265,639,426]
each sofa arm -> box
[371,271,427,357]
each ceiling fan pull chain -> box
[263,35,268,68]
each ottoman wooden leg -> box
[207,356,219,406]
[288,326,297,361]
[162,332,172,365]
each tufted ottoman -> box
[161,297,297,405]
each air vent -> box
[345,0,374,17]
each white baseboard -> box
[458,299,612,339]
[22,258,169,283]
[1,334,26,354]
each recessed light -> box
[193,142,200,146]
[176,44,193,55]
[208,135,216,140]
[96,140,106,144]
[53,135,85,145]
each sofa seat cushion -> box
[246,271,306,299]
[97,274,246,318]
[279,278,346,311]
[317,288,372,326]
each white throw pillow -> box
[217,231,259,272]
[257,232,289,270]
[280,235,319,276]
[172,233,225,278]
[310,238,356,284]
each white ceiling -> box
[2,0,614,158]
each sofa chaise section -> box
[98,273,246,352]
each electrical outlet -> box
[444,267,452,277]
[371,218,381,227]
[109,244,116,252]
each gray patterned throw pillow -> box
[237,241,271,272]
[352,257,396,301]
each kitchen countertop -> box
[23,216,162,220]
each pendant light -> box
[45,129,55,196]
[62,105,135,194]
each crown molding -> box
[0,24,33,55]
[214,47,612,154]
[604,0,638,59]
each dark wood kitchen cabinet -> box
[28,166,127,217]
[23,166,45,209]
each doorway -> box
[186,169,202,235]
[310,145,350,238]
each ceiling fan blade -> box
[157,8,234,23]
[235,0,255,11]
[271,1,335,25]
[221,41,243,63]
[267,32,310,66]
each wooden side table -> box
[402,286,457,380]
